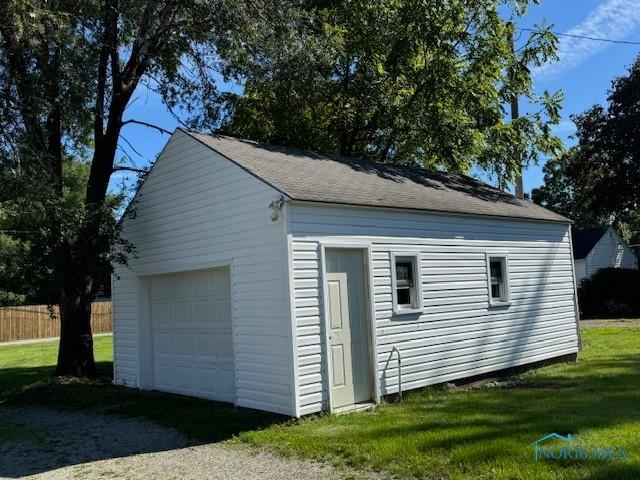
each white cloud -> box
[534,0,640,79]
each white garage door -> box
[149,267,234,403]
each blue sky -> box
[112,0,640,195]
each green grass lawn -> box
[240,327,640,479]
[1,327,639,479]
[0,335,113,394]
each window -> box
[391,253,422,314]
[486,254,510,305]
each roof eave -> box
[287,198,573,225]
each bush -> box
[578,268,640,319]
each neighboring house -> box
[112,129,581,417]
[572,226,638,284]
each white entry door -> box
[149,267,234,403]
[325,249,372,409]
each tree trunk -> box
[56,297,97,377]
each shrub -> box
[578,268,640,319]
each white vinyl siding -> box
[584,228,638,279]
[113,130,293,415]
[574,259,587,284]
[288,203,579,415]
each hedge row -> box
[578,268,640,319]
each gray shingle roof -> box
[184,130,570,224]
[572,226,609,259]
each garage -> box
[149,267,234,403]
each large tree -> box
[567,56,640,222]
[532,54,640,244]
[221,0,563,183]
[0,0,269,376]
[0,154,120,306]
[531,149,606,227]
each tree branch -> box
[113,166,148,174]
[121,119,172,135]
[118,134,143,158]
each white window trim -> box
[485,253,511,307]
[390,252,423,315]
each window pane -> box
[491,282,501,299]
[396,261,413,287]
[394,255,420,311]
[489,257,507,301]
[396,287,411,306]
[490,260,503,282]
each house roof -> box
[572,226,609,259]
[183,130,571,224]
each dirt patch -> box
[0,406,366,480]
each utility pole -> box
[508,23,524,199]
[511,94,524,199]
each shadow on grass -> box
[241,352,640,479]
[378,356,638,447]
[0,359,113,396]
[0,364,288,478]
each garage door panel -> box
[172,333,193,357]
[154,364,173,388]
[172,365,195,389]
[172,273,192,298]
[213,301,231,326]
[153,333,172,355]
[195,334,217,361]
[150,267,234,403]
[217,369,235,398]
[193,270,215,296]
[216,334,234,359]
[196,368,218,393]
[172,302,192,326]
[151,303,172,325]
[151,275,177,300]
[194,302,214,326]
[213,272,231,297]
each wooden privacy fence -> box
[0,301,112,343]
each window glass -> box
[488,256,509,303]
[490,259,503,299]
[394,256,419,310]
[396,261,413,286]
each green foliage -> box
[0,155,123,305]
[531,149,607,226]
[0,233,29,305]
[221,0,563,183]
[0,0,303,373]
[567,56,640,221]
[579,268,640,319]
[532,55,640,244]
[0,0,265,349]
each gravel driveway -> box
[580,319,640,328]
[0,406,362,480]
